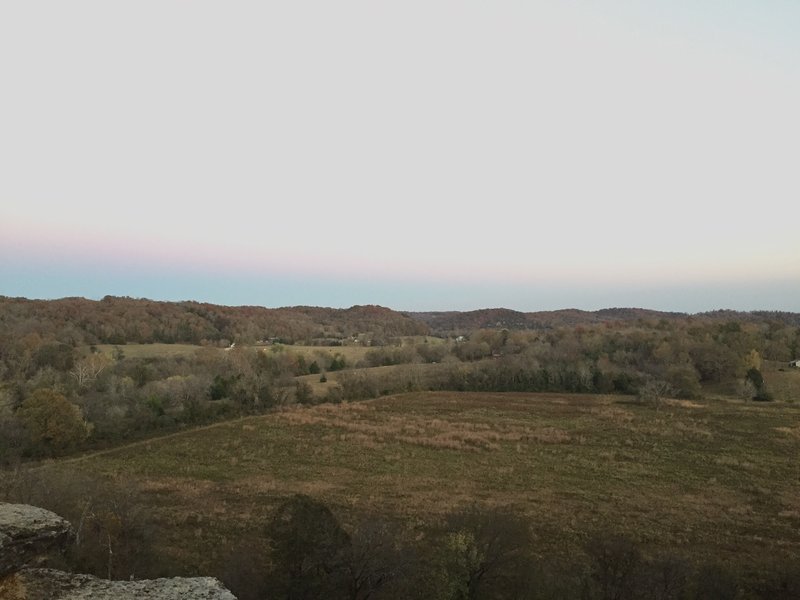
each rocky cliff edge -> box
[0,503,236,600]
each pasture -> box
[36,391,800,577]
[90,343,208,359]
[763,361,800,402]
[88,342,392,365]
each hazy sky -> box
[1,1,799,312]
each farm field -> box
[295,361,459,397]
[762,361,800,403]
[35,391,800,579]
[90,343,208,359]
[88,341,423,364]
[269,343,373,364]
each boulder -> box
[0,504,73,577]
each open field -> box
[32,391,800,578]
[295,361,458,397]
[247,337,447,365]
[88,342,418,364]
[90,343,210,359]
[87,342,376,367]
[762,360,800,403]
[269,343,373,364]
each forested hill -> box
[407,307,800,333]
[2,295,798,346]
[407,307,686,332]
[0,296,428,345]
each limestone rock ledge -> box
[0,503,237,599]
[1,568,237,600]
[0,504,73,577]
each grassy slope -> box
[90,342,385,363]
[763,361,800,402]
[91,343,208,358]
[45,391,800,576]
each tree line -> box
[1,306,797,462]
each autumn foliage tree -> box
[16,388,90,454]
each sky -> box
[1,1,799,312]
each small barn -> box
[789,359,800,368]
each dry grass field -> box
[295,361,456,397]
[90,343,210,359]
[89,342,397,364]
[272,343,373,364]
[36,391,800,577]
[763,361,800,403]
[258,336,447,365]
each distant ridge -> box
[1,296,798,345]
[406,307,685,331]
[0,296,427,345]
[406,307,800,332]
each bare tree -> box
[70,354,111,389]
[637,379,674,410]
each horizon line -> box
[3,293,798,317]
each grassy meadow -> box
[762,361,800,402]
[89,341,409,364]
[271,343,373,364]
[295,361,457,397]
[91,343,208,359]
[38,391,800,577]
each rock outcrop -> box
[0,504,73,578]
[1,568,237,600]
[0,503,237,599]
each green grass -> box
[40,392,800,575]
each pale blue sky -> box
[1,2,798,312]
[3,259,799,312]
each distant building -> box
[790,359,800,368]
